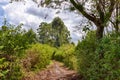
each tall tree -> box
[70,0,116,39]
[37,17,71,47]
[11,0,117,39]
[51,17,71,47]
[37,22,52,45]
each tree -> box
[24,28,37,44]
[10,0,117,39]
[115,1,120,32]
[111,0,120,33]
[37,22,52,45]
[70,0,116,39]
[37,17,71,47]
[51,17,71,47]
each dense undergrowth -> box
[75,31,120,80]
[22,43,56,71]
[54,44,77,70]
[0,24,120,80]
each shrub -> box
[54,44,77,70]
[22,43,56,71]
[8,59,23,80]
[94,33,120,79]
[0,57,23,80]
[0,58,9,80]
[0,25,26,54]
[75,31,120,80]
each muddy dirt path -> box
[23,61,82,80]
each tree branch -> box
[96,0,105,22]
[104,0,116,23]
[70,0,97,22]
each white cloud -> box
[26,7,56,22]
[1,0,84,43]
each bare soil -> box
[22,61,83,80]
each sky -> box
[0,0,85,44]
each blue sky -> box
[0,0,85,43]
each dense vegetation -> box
[0,0,120,80]
[1,20,120,80]
[0,17,74,80]
[75,31,120,79]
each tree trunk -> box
[115,2,119,32]
[96,25,104,39]
[95,25,104,59]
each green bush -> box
[8,59,23,80]
[54,44,77,70]
[95,33,120,79]
[0,25,37,56]
[0,58,9,80]
[0,25,29,55]
[75,31,120,80]
[75,31,96,73]
[0,57,23,80]
[22,43,56,71]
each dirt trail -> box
[23,61,82,80]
